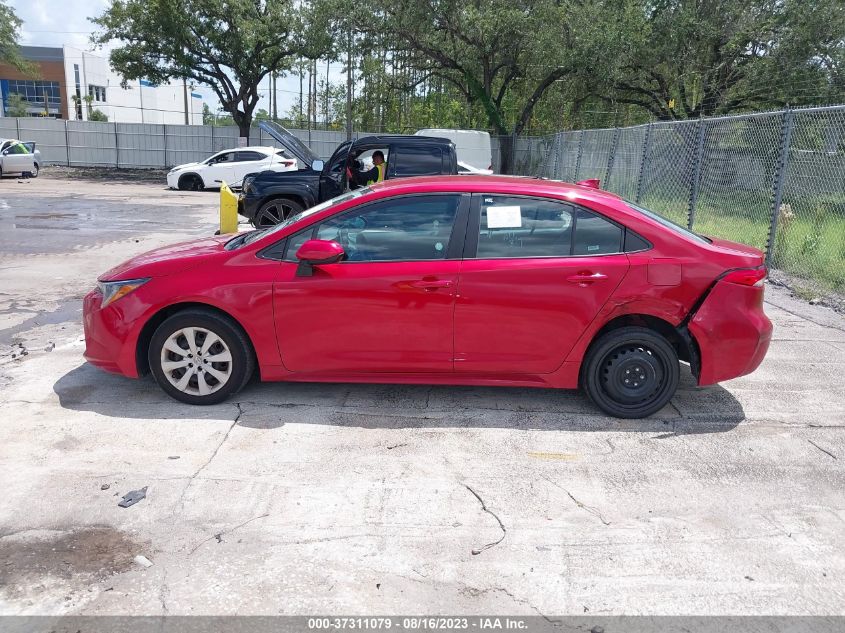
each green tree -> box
[202,103,215,126]
[0,0,33,72]
[91,0,333,141]
[6,93,29,117]
[89,109,109,122]
[352,0,636,171]
[605,0,845,120]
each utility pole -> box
[346,29,353,140]
[272,72,278,121]
[183,77,189,125]
[325,59,330,127]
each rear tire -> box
[581,326,679,419]
[148,309,255,405]
[28,163,39,178]
[253,197,303,228]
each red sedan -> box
[83,176,772,418]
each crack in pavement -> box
[159,566,169,616]
[175,402,243,511]
[541,475,611,526]
[463,484,506,555]
[188,512,270,556]
[807,439,837,460]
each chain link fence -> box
[521,105,845,295]
[2,106,843,294]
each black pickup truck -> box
[240,122,458,227]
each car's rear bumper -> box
[83,290,140,378]
[689,280,773,385]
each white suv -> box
[0,139,37,178]
[167,146,298,191]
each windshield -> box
[626,201,711,244]
[228,187,374,249]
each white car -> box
[457,160,494,175]
[0,139,37,178]
[167,146,298,191]
[415,128,493,172]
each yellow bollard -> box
[219,181,239,234]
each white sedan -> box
[167,146,298,191]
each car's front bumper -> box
[83,290,142,378]
[166,171,181,189]
[239,192,261,222]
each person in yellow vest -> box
[351,150,386,187]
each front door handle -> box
[410,279,453,291]
[566,272,608,285]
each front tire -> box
[178,174,204,191]
[148,309,255,405]
[29,163,39,178]
[581,326,679,419]
[253,197,303,228]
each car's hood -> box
[171,161,203,171]
[99,235,233,281]
[258,121,319,168]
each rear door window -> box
[476,195,574,258]
[236,151,266,162]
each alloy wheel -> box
[256,202,294,227]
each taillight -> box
[722,267,767,287]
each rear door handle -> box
[410,279,453,290]
[566,272,608,285]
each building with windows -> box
[0,46,203,124]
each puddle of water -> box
[0,300,82,345]
[0,526,143,597]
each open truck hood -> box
[258,121,319,169]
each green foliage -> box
[89,109,109,122]
[6,93,29,117]
[0,1,35,73]
[607,0,845,120]
[90,0,332,136]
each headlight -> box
[242,176,254,193]
[96,278,150,307]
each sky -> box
[9,0,346,120]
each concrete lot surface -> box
[0,173,844,616]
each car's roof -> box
[354,135,452,146]
[369,174,624,203]
[216,146,281,154]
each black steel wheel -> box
[253,198,303,228]
[581,326,679,419]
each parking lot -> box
[1,172,844,616]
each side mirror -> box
[295,239,344,276]
[311,159,325,172]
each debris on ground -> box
[118,486,148,508]
[134,555,153,568]
[100,483,110,491]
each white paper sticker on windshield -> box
[486,206,522,229]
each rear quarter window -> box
[573,209,623,255]
[393,146,445,176]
